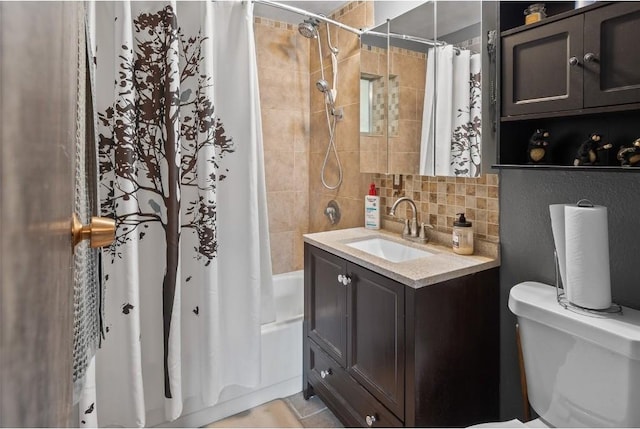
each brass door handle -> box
[72,213,116,249]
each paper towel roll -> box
[549,204,568,289]
[564,204,611,309]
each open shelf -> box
[498,109,640,168]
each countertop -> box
[303,227,500,289]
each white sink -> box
[345,237,435,263]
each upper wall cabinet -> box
[502,2,640,118]
[498,2,640,168]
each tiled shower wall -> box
[254,18,310,274]
[308,1,374,235]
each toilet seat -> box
[470,418,550,428]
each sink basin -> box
[345,237,435,263]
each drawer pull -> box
[320,369,332,379]
[365,414,377,427]
[337,274,344,284]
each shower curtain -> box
[419,46,481,177]
[82,1,274,426]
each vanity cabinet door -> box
[583,2,640,108]
[305,245,348,367]
[347,263,405,420]
[501,14,584,116]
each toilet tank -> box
[509,282,640,427]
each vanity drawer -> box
[308,340,403,427]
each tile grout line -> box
[299,406,329,420]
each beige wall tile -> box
[336,104,360,153]
[360,48,381,76]
[259,67,308,110]
[261,108,296,153]
[270,231,294,275]
[264,150,295,192]
[267,191,295,233]
[337,55,361,107]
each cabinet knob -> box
[568,56,579,66]
[320,369,332,379]
[584,52,598,63]
[337,274,351,286]
[365,414,377,427]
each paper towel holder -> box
[576,199,594,208]
[554,250,622,317]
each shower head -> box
[316,79,336,109]
[298,18,319,39]
[316,79,330,93]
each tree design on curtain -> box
[97,6,235,398]
[451,70,481,176]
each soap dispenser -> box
[364,183,380,230]
[452,213,473,255]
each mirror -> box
[360,1,495,177]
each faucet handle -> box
[419,222,434,240]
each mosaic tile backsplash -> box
[373,173,500,243]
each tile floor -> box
[205,391,343,428]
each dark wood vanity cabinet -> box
[502,2,640,117]
[303,243,499,427]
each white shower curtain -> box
[81,1,274,426]
[419,46,482,177]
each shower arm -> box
[253,0,363,36]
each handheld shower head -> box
[298,18,319,39]
[315,79,330,93]
[316,79,336,108]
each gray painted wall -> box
[499,168,640,419]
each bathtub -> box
[157,270,304,428]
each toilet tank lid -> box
[509,282,640,361]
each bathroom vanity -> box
[302,228,500,427]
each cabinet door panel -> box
[502,15,583,116]
[584,3,640,107]
[347,263,405,419]
[306,245,348,366]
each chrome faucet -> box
[389,197,419,238]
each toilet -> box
[477,281,640,428]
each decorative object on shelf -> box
[573,133,613,166]
[527,129,550,164]
[616,138,640,167]
[524,3,547,25]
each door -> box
[584,2,640,107]
[502,15,584,116]
[305,244,348,367]
[0,3,81,426]
[347,263,405,420]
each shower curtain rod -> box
[253,0,444,47]
[365,30,445,48]
[253,0,363,35]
